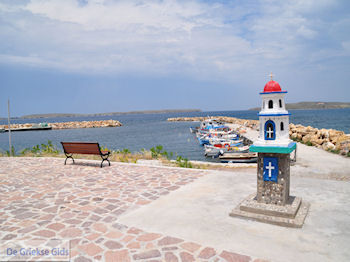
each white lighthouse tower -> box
[254,73,294,149]
[230,74,309,228]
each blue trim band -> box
[258,113,291,117]
[259,91,288,95]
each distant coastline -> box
[249,102,350,111]
[1,109,201,120]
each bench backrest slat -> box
[61,142,101,155]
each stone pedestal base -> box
[230,194,309,228]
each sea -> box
[0,109,349,161]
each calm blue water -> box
[0,109,349,161]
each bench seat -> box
[61,142,111,168]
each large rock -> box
[302,134,312,143]
[322,142,336,151]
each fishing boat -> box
[210,139,243,147]
[219,152,258,163]
[204,144,250,158]
[0,128,5,133]
[197,118,229,134]
[3,123,52,132]
[189,126,199,133]
[197,135,210,146]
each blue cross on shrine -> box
[263,157,278,182]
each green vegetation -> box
[150,145,173,160]
[0,141,60,157]
[5,146,15,157]
[327,148,341,154]
[20,140,60,156]
[306,141,313,146]
[0,142,198,168]
[176,155,192,168]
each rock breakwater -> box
[167,116,259,129]
[167,116,350,156]
[1,119,122,130]
[289,124,350,155]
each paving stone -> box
[180,242,201,253]
[179,251,195,262]
[105,230,124,239]
[90,214,102,221]
[15,212,37,219]
[33,229,55,238]
[133,249,161,260]
[93,223,108,233]
[64,219,82,225]
[146,242,154,249]
[105,205,118,211]
[86,233,100,241]
[121,235,135,243]
[158,236,184,246]
[18,225,37,234]
[137,233,162,242]
[96,238,104,244]
[47,223,65,231]
[127,241,141,249]
[105,249,130,262]
[165,252,179,262]
[198,247,216,259]
[60,228,82,238]
[42,206,58,213]
[220,251,251,262]
[93,208,108,214]
[127,227,143,235]
[79,243,103,257]
[162,246,178,251]
[104,240,123,250]
[82,222,93,227]
[2,234,16,240]
[74,256,92,262]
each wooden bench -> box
[61,142,111,168]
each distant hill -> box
[249,102,350,110]
[20,109,201,119]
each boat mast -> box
[7,99,12,156]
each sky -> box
[0,0,349,117]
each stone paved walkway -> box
[0,157,263,262]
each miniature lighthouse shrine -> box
[230,74,309,228]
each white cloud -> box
[0,0,349,85]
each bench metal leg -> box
[100,155,110,168]
[64,154,75,165]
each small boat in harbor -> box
[3,123,52,132]
[189,126,199,133]
[204,144,250,158]
[219,152,258,163]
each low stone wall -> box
[167,116,350,156]
[1,119,122,130]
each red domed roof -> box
[263,80,282,93]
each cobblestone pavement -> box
[0,157,264,262]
